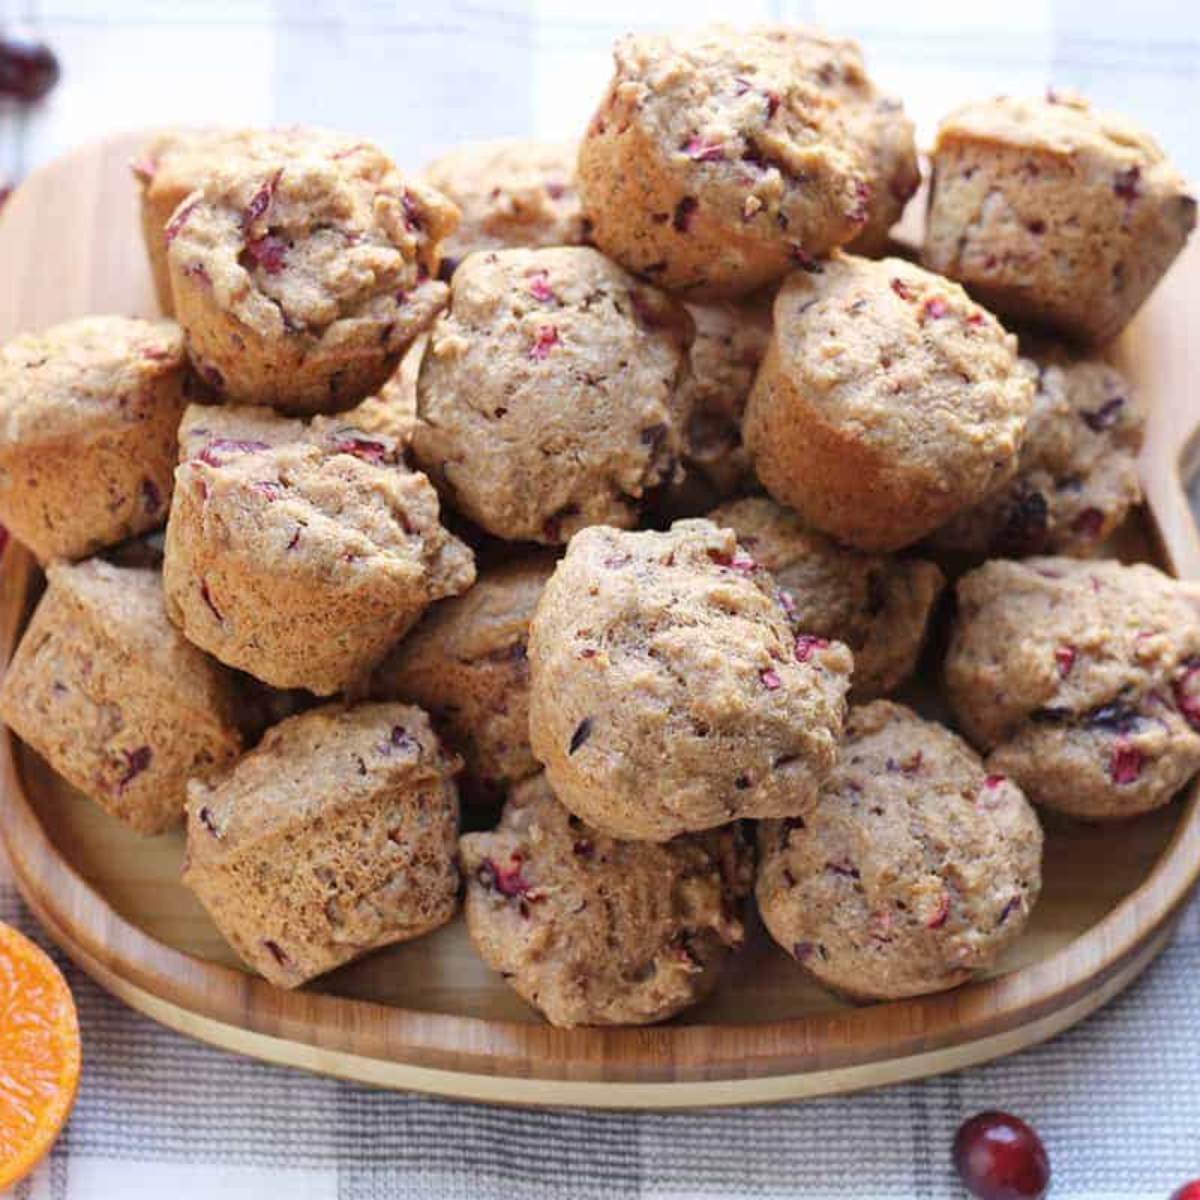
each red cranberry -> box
[529,324,559,361]
[1110,740,1143,785]
[1170,1183,1200,1200]
[953,1111,1050,1200]
[890,278,914,300]
[794,634,830,663]
[760,668,782,690]
[1174,660,1200,731]
[0,36,60,102]
[1054,645,1076,678]
[922,296,950,320]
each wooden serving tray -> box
[1,133,1199,1109]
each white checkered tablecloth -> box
[1,2,1199,1197]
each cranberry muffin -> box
[370,553,557,797]
[0,316,188,562]
[460,773,752,1027]
[166,138,456,412]
[184,702,459,988]
[0,560,241,834]
[924,91,1195,344]
[931,346,1144,557]
[743,254,1034,551]
[757,701,1042,1001]
[528,520,853,841]
[577,25,891,298]
[411,246,691,543]
[164,411,475,694]
[422,138,586,264]
[711,496,945,700]
[945,557,1200,819]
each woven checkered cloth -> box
[2,3,1199,1197]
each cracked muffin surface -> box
[184,702,460,988]
[757,700,1042,1001]
[423,138,586,262]
[744,253,1035,551]
[0,560,241,834]
[945,557,1200,818]
[577,24,888,298]
[411,246,691,544]
[924,91,1195,344]
[166,138,457,413]
[528,519,853,842]
[0,315,189,562]
[459,772,752,1027]
[164,409,475,695]
[710,496,944,700]
[930,346,1144,557]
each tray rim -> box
[1,133,1200,1109]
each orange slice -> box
[0,923,80,1189]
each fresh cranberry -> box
[794,634,830,663]
[1054,645,1076,678]
[0,36,60,102]
[529,324,559,361]
[1111,740,1143,785]
[1175,661,1200,730]
[953,1111,1050,1200]
[683,136,725,162]
[1170,1183,1200,1200]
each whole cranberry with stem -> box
[953,1111,1050,1200]
[0,36,60,102]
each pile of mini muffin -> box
[0,25,1197,1027]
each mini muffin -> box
[164,414,475,694]
[743,254,1035,551]
[370,554,557,796]
[945,558,1200,819]
[924,91,1196,344]
[710,496,945,700]
[528,520,853,842]
[678,297,773,495]
[0,560,241,834]
[931,347,1145,557]
[422,138,586,263]
[460,773,752,1027]
[411,246,691,544]
[166,139,456,413]
[0,316,188,562]
[577,25,886,298]
[183,702,460,988]
[757,701,1043,1001]
[132,126,362,314]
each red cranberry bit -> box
[526,269,556,303]
[477,853,540,902]
[196,437,270,467]
[922,296,950,320]
[117,745,153,793]
[926,891,950,929]
[1113,165,1141,202]
[246,233,288,274]
[789,246,823,273]
[1081,396,1124,431]
[252,480,283,501]
[1174,660,1200,730]
[243,169,282,229]
[200,581,224,623]
[141,478,163,515]
[1071,507,1105,538]
[825,859,860,879]
[0,36,60,102]
[1026,219,1046,235]
[1110,739,1143,785]
[263,939,290,967]
[673,196,698,233]
[1170,1183,1200,1200]
[572,839,593,858]
[682,136,726,162]
[953,1111,1050,1200]
[329,431,391,463]
[967,311,986,326]
[165,198,201,243]
[794,634,830,663]
[793,941,815,962]
[529,324,559,361]
[890,278,914,301]
[760,668,782,690]
[197,806,220,837]
[1054,644,1076,678]
[728,549,757,575]
[985,773,1007,789]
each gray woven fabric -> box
[2,2,1199,1196]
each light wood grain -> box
[0,133,1198,1107]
